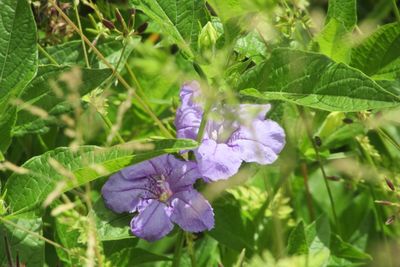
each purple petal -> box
[228,120,285,164]
[175,81,204,140]
[101,155,169,213]
[166,155,201,191]
[195,139,242,181]
[179,81,201,105]
[170,190,214,232]
[131,200,173,242]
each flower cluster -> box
[102,81,286,241]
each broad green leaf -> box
[239,49,400,112]
[209,193,254,252]
[0,0,37,152]
[130,0,209,58]
[92,197,132,241]
[12,65,112,137]
[316,19,351,63]
[326,0,357,30]
[287,221,308,255]
[350,22,400,80]
[0,216,44,267]
[235,31,267,64]
[330,234,372,261]
[5,138,198,213]
[39,40,84,65]
[107,248,170,266]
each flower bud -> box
[102,19,115,30]
[137,22,148,34]
[385,178,395,191]
[385,215,395,225]
[198,22,218,50]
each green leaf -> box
[92,197,132,241]
[39,40,84,65]
[316,19,351,63]
[350,22,400,80]
[107,248,171,266]
[239,48,400,112]
[330,234,372,261]
[12,65,112,137]
[0,0,37,152]
[5,138,198,213]
[130,0,209,58]
[209,193,254,252]
[0,216,44,267]
[287,221,308,255]
[326,0,357,30]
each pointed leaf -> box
[239,49,400,112]
[5,138,198,213]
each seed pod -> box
[129,8,136,16]
[342,118,353,124]
[374,200,394,206]
[385,178,395,191]
[137,22,148,34]
[102,19,115,30]
[115,8,124,26]
[314,136,322,147]
[385,215,395,225]
[326,175,340,181]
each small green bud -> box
[198,22,218,50]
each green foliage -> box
[131,0,209,58]
[0,0,399,266]
[5,139,198,213]
[0,0,37,152]
[239,48,400,111]
[350,22,400,80]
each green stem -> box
[172,230,185,267]
[196,102,211,143]
[392,0,400,22]
[186,233,196,267]
[298,107,339,233]
[74,2,90,68]
[37,44,59,65]
[100,114,125,144]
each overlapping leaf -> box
[5,138,198,213]
[238,48,400,111]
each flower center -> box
[149,174,173,202]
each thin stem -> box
[73,3,90,68]
[298,107,339,233]
[37,44,59,65]
[186,233,196,267]
[392,0,400,22]
[196,102,211,143]
[300,162,316,221]
[50,0,173,138]
[100,114,125,144]
[0,216,86,261]
[172,230,185,267]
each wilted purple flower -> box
[175,81,286,181]
[102,154,214,241]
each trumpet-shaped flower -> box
[175,81,286,181]
[101,155,214,241]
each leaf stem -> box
[298,107,339,233]
[37,44,59,65]
[172,230,185,267]
[392,0,400,22]
[73,2,90,68]
[50,0,173,138]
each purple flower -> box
[175,81,286,181]
[101,154,214,242]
